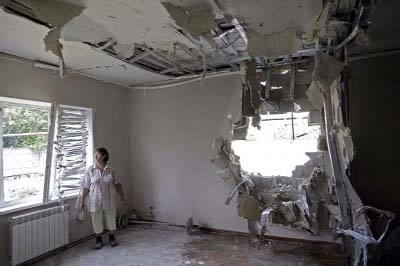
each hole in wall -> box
[232,111,320,177]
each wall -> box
[129,74,249,232]
[348,54,400,215]
[0,58,131,266]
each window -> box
[0,97,93,210]
[49,105,93,200]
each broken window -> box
[0,97,93,210]
[49,105,93,200]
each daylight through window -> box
[0,97,93,210]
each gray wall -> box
[348,54,400,215]
[0,58,131,266]
[129,74,249,232]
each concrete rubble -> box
[211,132,343,237]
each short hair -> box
[96,147,109,163]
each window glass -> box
[2,104,50,204]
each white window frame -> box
[0,97,93,212]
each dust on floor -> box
[34,225,348,266]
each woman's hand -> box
[80,201,85,211]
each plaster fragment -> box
[62,14,113,44]
[161,2,216,46]
[113,43,135,59]
[237,194,261,221]
[306,81,325,110]
[247,28,301,58]
[31,0,85,77]
[314,51,345,86]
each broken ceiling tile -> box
[61,13,114,44]
[247,28,302,59]
[314,51,345,86]
[161,2,216,46]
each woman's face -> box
[95,151,105,164]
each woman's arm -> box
[80,188,89,210]
[115,183,126,205]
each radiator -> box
[9,205,70,266]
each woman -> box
[81,147,126,249]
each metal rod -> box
[290,64,296,140]
[324,93,352,227]
[264,69,271,99]
[291,111,295,140]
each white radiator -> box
[9,205,70,266]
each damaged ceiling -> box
[0,0,363,87]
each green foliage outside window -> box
[2,106,49,150]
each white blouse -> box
[83,164,120,212]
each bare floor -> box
[34,225,349,266]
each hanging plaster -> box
[240,59,262,128]
[306,81,325,110]
[330,79,355,165]
[244,59,262,111]
[216,0,326,58]
[247,28,302,59]
[314,51,345,86]
[306,52,345,110]
[61,13,113,44]
[216,0,323,36]
[62,14,136,60]
[161,2,216,47]
[326,75,366,228]
[30,0,86,77]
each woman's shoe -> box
[109,234,118,247]
[95,236,104,249]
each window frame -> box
[0,97,93,212]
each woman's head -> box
[95,147,109,164]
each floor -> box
[34,225,349,266]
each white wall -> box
[129,74,249,232]
[0,58,131,266]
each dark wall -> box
[348,54,400,215]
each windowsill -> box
[0,194,79,216]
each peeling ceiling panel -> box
[61,41,169,85]
[76,0,197,52]
[0,8,169,86]
[0,8,58,64]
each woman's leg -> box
[104,207,117,246]
[90,209,105,249]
